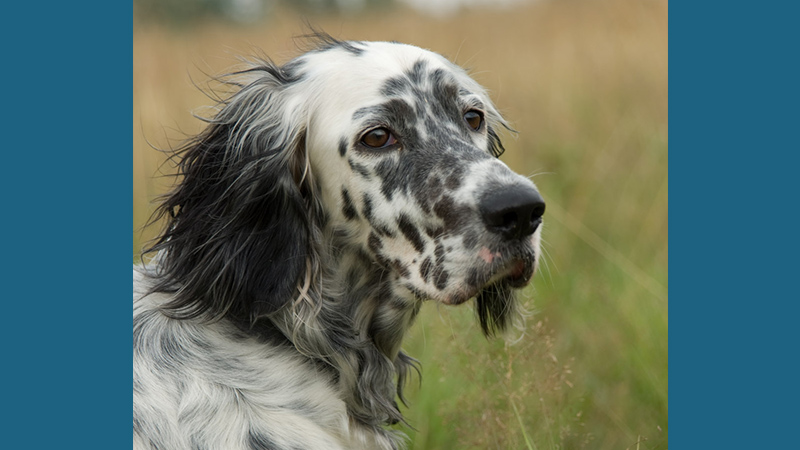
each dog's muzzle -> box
[473,183,545,289]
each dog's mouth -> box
[503,257,535,288]
[440,250,536,305]
[478,244,536,287]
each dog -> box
[134,34,545,450]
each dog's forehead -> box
[360,41,453,72]
[298,42,466,100]
[313,41,452,77]
[297,41,491,135]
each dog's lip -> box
[479,245,536,288]
[441,256,534,305]
[430,246,536,306]
[503,258,534,288]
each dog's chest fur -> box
[134,269,399,450]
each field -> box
[133,0,668,448]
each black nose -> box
[480,186,545,240]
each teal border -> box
[671,2,799,447]
[2,1,131,447]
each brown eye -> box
[464,110,484,131]
[361,127,397,149]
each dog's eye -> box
[361,128,397,149]
[464,110,484,131]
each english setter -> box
[134,35,545,450]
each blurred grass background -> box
[133,0,668,448]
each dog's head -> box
[147,37,544,336]
[299,41,545,333]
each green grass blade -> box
[511,400,537,450]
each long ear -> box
[144,60,317,324]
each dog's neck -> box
[337,248,422,358]
[335,245,422,426]
[267,233,421,427]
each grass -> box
[133,0,668,448]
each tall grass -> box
[133,1,668,448]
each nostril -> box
[530,215,542,234]
[531,203,546,221]
[502,211,518,229]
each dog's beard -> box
[475,281,518,337]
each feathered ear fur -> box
[144,60,320,324]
